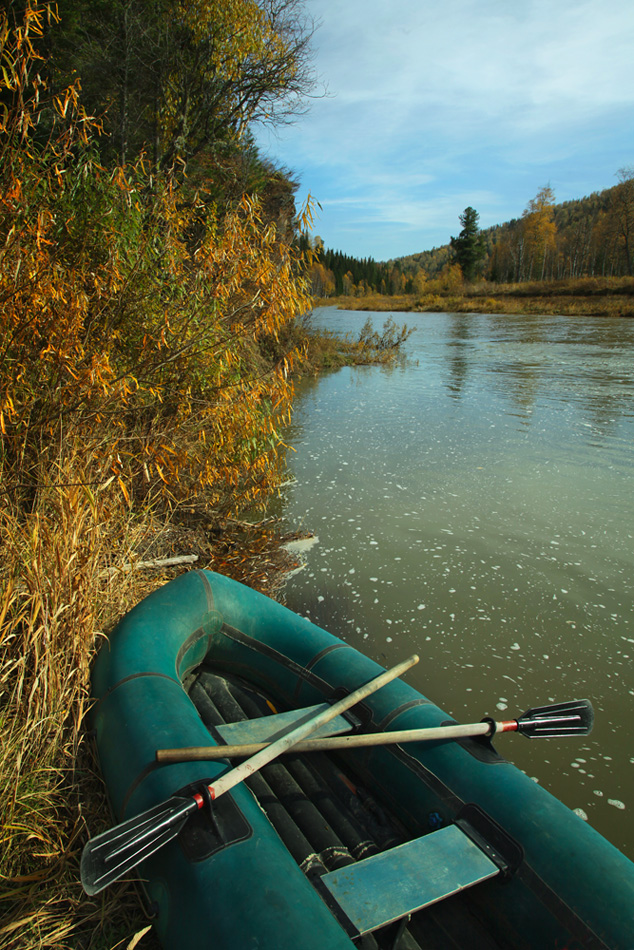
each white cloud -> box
[310,0,634,141]
[258,0,634,258]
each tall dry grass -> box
[317,276,634,317]
[0,451,159,947]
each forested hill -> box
[399,184,626,280]
[309,177,634,296]
[300,238,406,297]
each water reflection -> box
[440,313,634,437]
[445,313,474,398]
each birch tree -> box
[610,167,634,276]
[521,185,557,280]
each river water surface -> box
[278,308,634,859]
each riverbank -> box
[0,497,302,950]
[315,275,634,317]
[0,10,324,943]
[0,309,412,949]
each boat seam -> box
[90,671,181,718]
[220,623,337,702]
[376,699,431,731]
[196,569,215,612]
[293,643,349,703]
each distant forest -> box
[306,174,634,297]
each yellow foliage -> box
[522,185,557,279]
[1,4,311,943]
[0,0,309,519]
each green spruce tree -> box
[450,206,486,281]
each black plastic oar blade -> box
[516,699,594,738]
[81,795,197,895]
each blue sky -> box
[256,0,634,262]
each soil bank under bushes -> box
[99,317,411,606]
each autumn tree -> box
[310,261,336,297]
[50,0,318,169]
[342,270,355,295]
[1,0,315,520]
[609,167,634,276]
[521,185,557,280]
[450,207,485,281]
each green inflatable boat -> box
[87,570,634,949]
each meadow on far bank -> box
[315,275,634,318]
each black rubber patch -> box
[441,720,505,765]
[175,779,253,863]
[455,802,524,881]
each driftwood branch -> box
[103,554,199,576]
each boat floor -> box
[187,665,506,950]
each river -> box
[278,307,634,859]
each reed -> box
[0,6,310,942]
[0,449,162,947]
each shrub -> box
[0,4,310,944]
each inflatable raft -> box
[88,570,634,949]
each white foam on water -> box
[282,535,320,555]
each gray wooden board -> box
[215,704,353,744]
[321,824,500,936]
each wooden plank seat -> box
[319,824,501,937]
[215,704,356,745]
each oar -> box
[155,699,594,763]
[81,653,419,895]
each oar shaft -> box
[157,719,496,763]
[206,654,419,800]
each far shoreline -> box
[313,277,634,318]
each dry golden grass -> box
[0,449,304,948]
[0,452,164,948]
[314,294,415,312]
[414,293,634,317]
[316,278,634,317]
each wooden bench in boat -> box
[319,825,501,937]
[217,706,512,940]
[215,702,357,744]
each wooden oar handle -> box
[156,720,494,763]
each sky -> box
[256,0,634,262]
